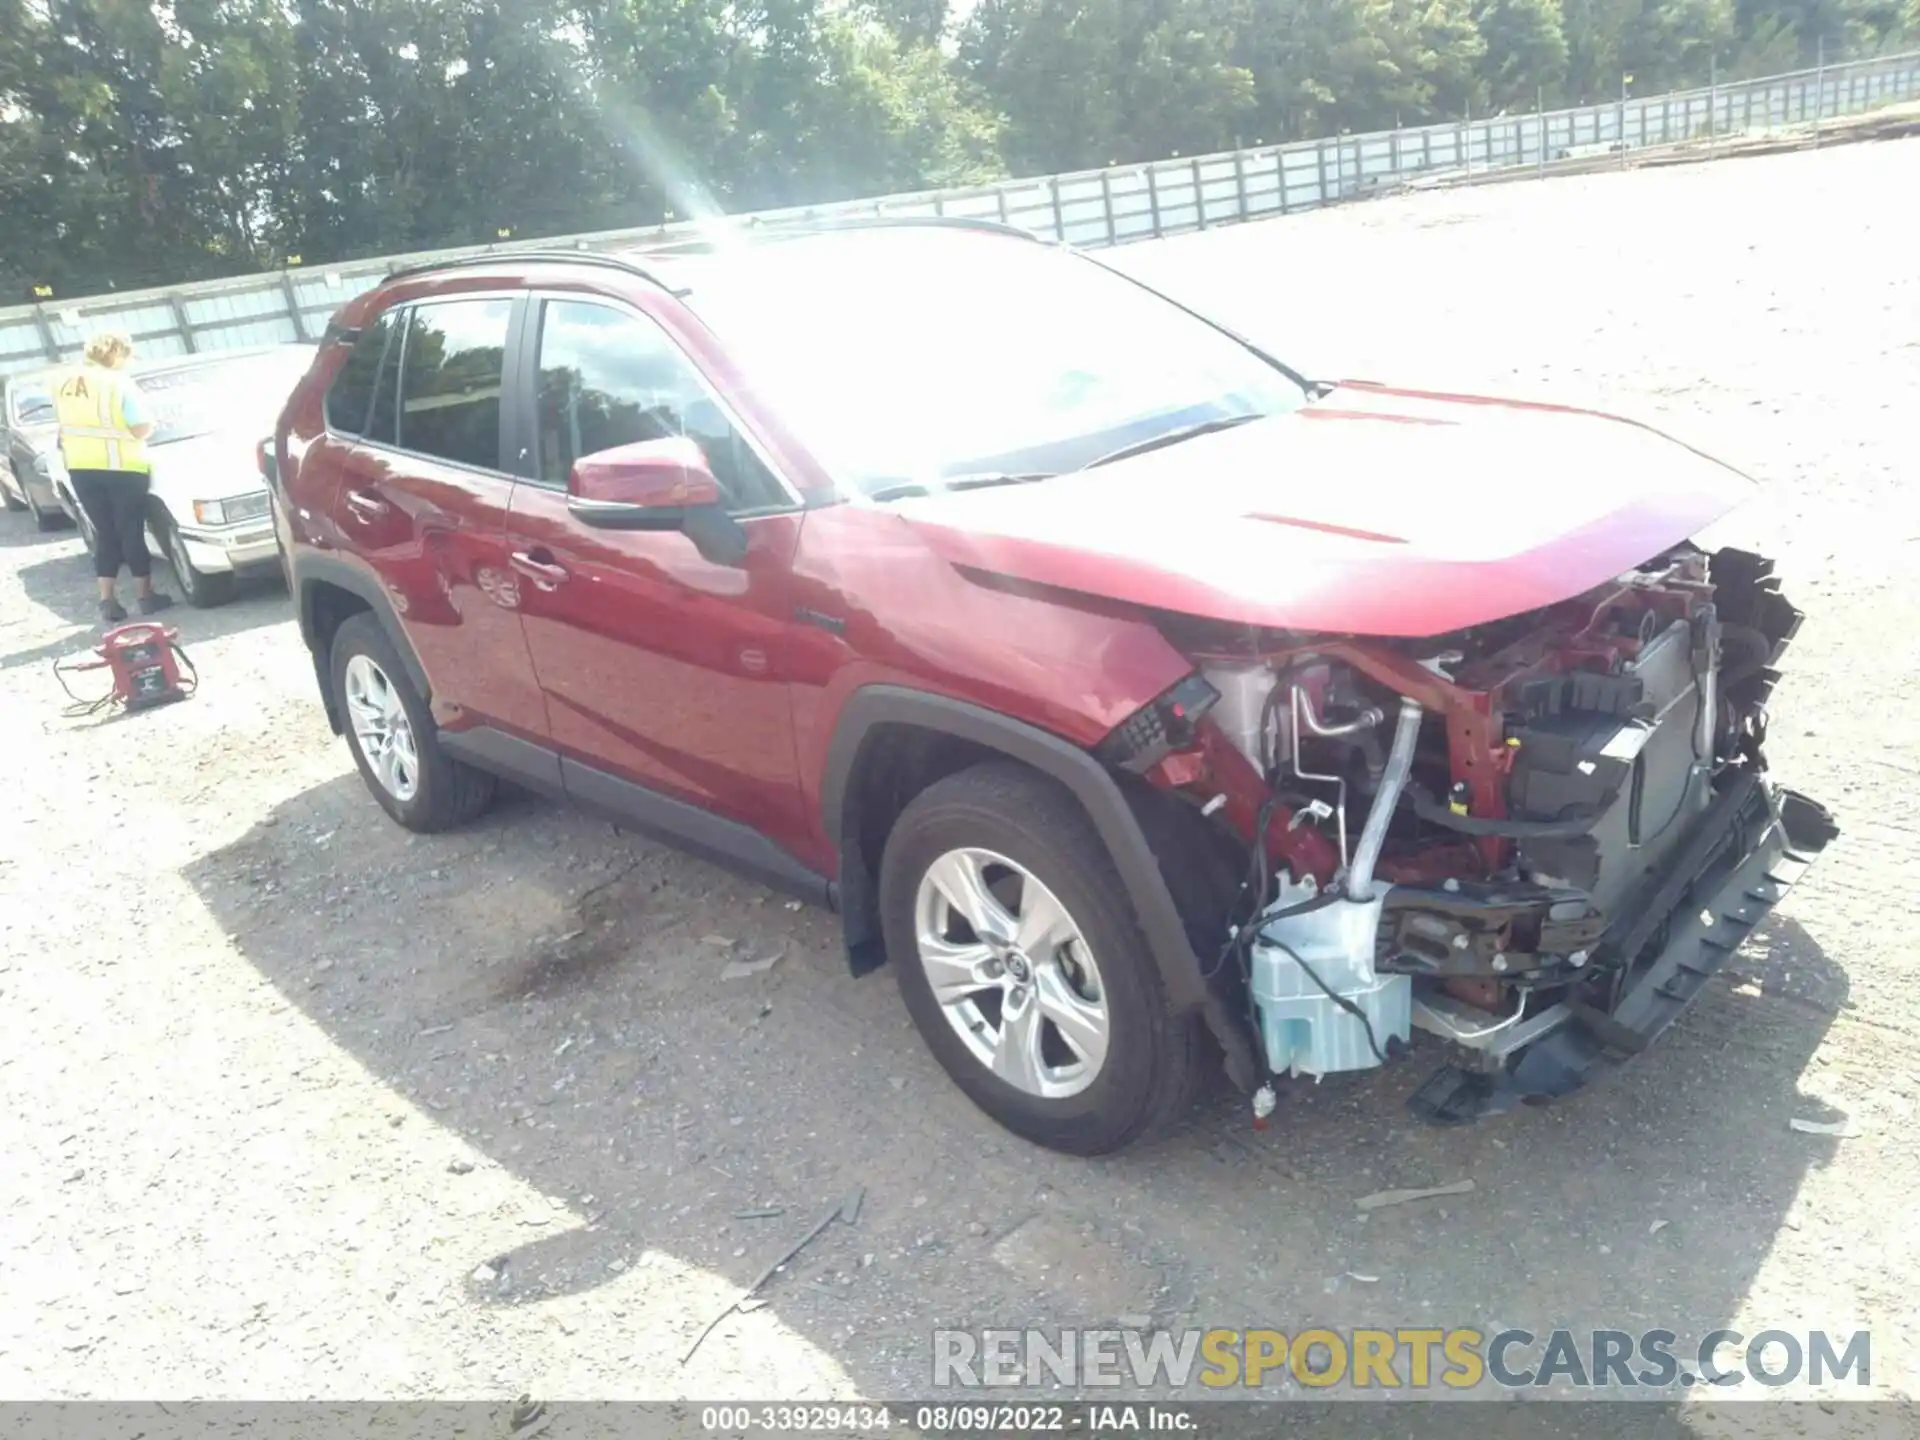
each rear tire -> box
[878,760,1206,1155]
[26,486,62,531]
[329,612,496,833]
[2,483,23,512]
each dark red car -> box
[271,219,1835,1155]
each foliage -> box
[0,0,1913,296]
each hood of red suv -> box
[894,381,1757,639]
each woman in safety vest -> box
[55,331,174,626]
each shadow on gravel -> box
[4,548,293,673]
[181,771,1850,1427]
[0,510,75,549]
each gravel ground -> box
[2,138,1917,1428]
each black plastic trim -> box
[561,756,831,906]
[384,248,685,294]
[439,725,563,797]
[291,551,433,729]
[1407,777,1836,1126]
[822,686,1211,1013]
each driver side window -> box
[533,299,787,513]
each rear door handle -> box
[509,550,570,588]
[344,488,389,519]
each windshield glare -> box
[11,385,56,427]
[680,232,1307,492]
[137,348,313,445]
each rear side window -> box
[396,298,512,470]
[323,312,395,436]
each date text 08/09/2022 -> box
[699,1404,1195,1433]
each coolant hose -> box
[1347,697,1423,900]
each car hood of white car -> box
[146,430,267,508]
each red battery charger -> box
[56,622,198,715]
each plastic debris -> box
[1354,1179,1475,1211]
[721,947,785,980]
[504,1394,549,1439]
[682,1187,865,1365]
[1789,1116,1861,1137]
[1346,1272,1381,1283]
[1650,1219,1669,1235]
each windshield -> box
[137,347,315,446]
[678,230,1309,493]
[10,384,56,428]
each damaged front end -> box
[1122,545,1838,1124]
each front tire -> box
[329,612,496,833]
[878,760,1206,1155]
[162,523,237,608]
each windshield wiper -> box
[868,471,1056,502]
[1081,412,1268,470]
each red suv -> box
[271,219,1835,1154]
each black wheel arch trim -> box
[292,551,433,734]
[821,684,1261,1090]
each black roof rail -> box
[381,248,681,289]
[380,213,1047,284]
[724,213,1048,244]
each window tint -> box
[534,300,785,511]
[396,299,512,470]
[323,313,394,436]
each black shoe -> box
[135,592,174,616]
[99,598,128,626]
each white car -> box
[54,342,316,607]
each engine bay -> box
[1105,543,1836,1119]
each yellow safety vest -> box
[54,365,150,474]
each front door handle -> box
[343,488,389,520]
[509,550,570,588]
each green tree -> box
[3,0,1908,302]
[962,0,1253,172]
[1473,0,1569,107]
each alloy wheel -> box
[912,846,1110,1099]
[343,653,421,803]
[167,527,206,601]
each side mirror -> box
[569,436,720,511]
[566,436,747,566]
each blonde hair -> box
[82,331,134,368]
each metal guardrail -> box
[2,49,1916,377]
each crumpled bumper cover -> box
[1407,772,1837,1126]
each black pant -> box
[68,469,152,581]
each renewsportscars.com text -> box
[932,1326,1872,1391]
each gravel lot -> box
[2,138,1917,1428]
